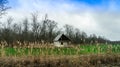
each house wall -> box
[54,41,68,47]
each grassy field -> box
[0,44,120,67]
[0,44,119,57]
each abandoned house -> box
[53,34,71,47]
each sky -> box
[1,0,120,41]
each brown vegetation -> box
[0,54,119,67]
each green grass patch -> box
[0,44,119,57]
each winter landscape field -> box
[0,0,120,67]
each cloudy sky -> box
[2,0,120,41]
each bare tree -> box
[6,17,13,29]
[0,0,10,17]
[64,24,74,38]
[2,17,13,46]
[47,20,57,43]
[12,23,22,42]
[31,12,40,41]
[89,34,97,44]
[22,18,29,42]
[40,14,48,41]
[0,13,110,46]
[74,28,81,44]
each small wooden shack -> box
[53,34,71,47]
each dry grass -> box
[0,41,119,67]
[0,54,120,67]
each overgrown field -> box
[0,44,120,67]
[0,54,120,67]
[0,44,119,57]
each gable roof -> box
[54,34,71,41]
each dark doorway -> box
[61,42,63,45]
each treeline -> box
[0,13,110,46]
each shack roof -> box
[54,34,71,41]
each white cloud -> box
[1,0,120,41]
